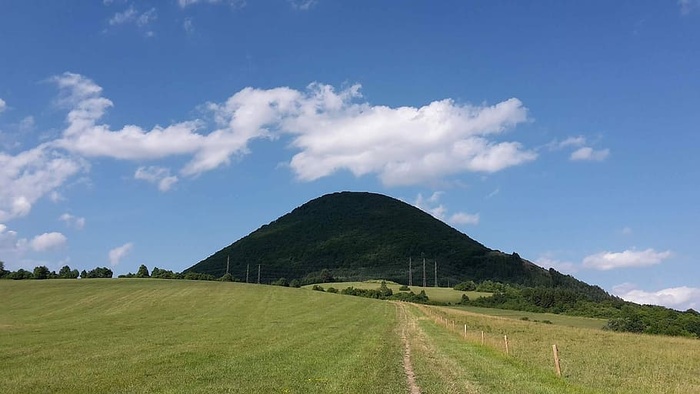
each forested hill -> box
[186,191,608,298]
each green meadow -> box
[2,279,699,393]
[304,280,491,303]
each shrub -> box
[399,285,410,291]
[454,281,477,291]
[326,287,338,293]
[289,279,301,288]
[312,284,325,292]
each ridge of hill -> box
[186,191,609,299]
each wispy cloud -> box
[413,192,479,226]
[178,0,246,9]
[0,98,6,113]
[134,166,178,191]
[59,213,86,230]
[109,242,133,266]
[679,0,700,15]
[547,135,609,162]
[289,0,317,10]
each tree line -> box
[0,261,113,280]
[453,280,700,338]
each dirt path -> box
[396,302,421,394]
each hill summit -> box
[186,191,601,293]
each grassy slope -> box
[3,280,698,393]
[453,305,608,330]
[0,279,406,394]
[304,280,491,303]
[419,304,700,393]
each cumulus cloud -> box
[30,232,67,251]
[613,283,700,310]
[0,144,86,221]
[570,146,610,162]
[134,166,178,191]
[413,192,479,226]
[0,98,6,113]
[109,242,133,266]
[582,248,672,270]
[59,213,85,229]
[52,74,534,186]
[548,135,586,150]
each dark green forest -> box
[186,192,606,296]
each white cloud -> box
[30,232,67,251]
[0,144,86,221]
[448,212,480,225]
[582,248,672,270]
[289,0,317,10]
[570,146,610,161]
[0,98,6,113]
[679,0,700,15]
[282,84,534,186]
[109,242,133,266]
[183,18,194,33]
[536,256,579,274]
[19,116,35,132]
[52,74,534,186]
[108,6,156,29]
[134,166,178,191]
[59,213,86,230]
[548,135,586,150]
[485,188,500,199]
[413,192,479,226]
[613,283,700,310]
[178,0,246,8]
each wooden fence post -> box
[552,344,562,377]
[504,335,509,355]
[481,331,484,345]
[463,324,467,338]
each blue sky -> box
[1,1,698,309]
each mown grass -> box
[398,303,592,393]
[453,305,608,330]
[0,279,406,394]
[309,280,490,303]
[419,304,700,393]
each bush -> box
[454,281,477,291]
[220,273,234,282]
[289,279,301,288]
[399,285,410,291]
[326,287,338,293]
[271,278,289,287]
[312,284,325,292]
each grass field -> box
[452,305,608,330]
[418,304,700,393]
[2,279,699,393]
[305,280,491,303]
[0,279,406,393]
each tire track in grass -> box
[395,302,421,394]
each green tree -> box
[0,261,7,278]
[58,265,73,279]
[33,266,50,280]
[136,264,150,278]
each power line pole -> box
[422,257,426,288]
[434,260,438,287]
[409,257,413,286]
[226,255,230,275]
[246,264,250,283]
[257,264,261,284]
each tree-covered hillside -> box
[186,192,608,299]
